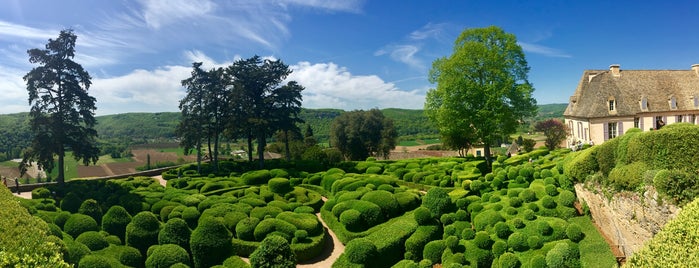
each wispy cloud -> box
[139,0,215,29]
[0,21,57,40]
[376,23,449,70]
[280,0,365,13]
[375,45,423,69]
[519,42,572,58]
[409,23,447,41]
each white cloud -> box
[139,0,215,29]
[409,23,447,40]
[91,65,190,115]
[0,21,57,40]
[289,61,425,110]
[280,0,364,13]
[0,65,29,114]
[519,42,571,58]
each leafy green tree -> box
[272,81,305,161]
[425,26,537,169]
[177,62,208,174]
[20,29,99,184]
[521,138,536,152]
[535,119,568,150]
[303,124,317,147]
[330,109,397,160]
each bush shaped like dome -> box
[268,178,292,194]
[78,255,120,268]
[159,218,192,251]
[126,211,161,255]
[360,190,401,218]
[64,213,99,238]
[145,244,191,268]
[75,231,109,251]
[118,246,143,267]
[61,192,83,213]
[250,235,296,268]
[191,217,233,268]
[345,237,377,264]
[102,205,132,241]
[78,199,103,225]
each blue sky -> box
[1,0,698,115]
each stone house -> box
[564,64,699,145]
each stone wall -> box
[574,183,680,257]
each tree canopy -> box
[20,29,99,184]
[535,119,568,150]
[330,109,397,160]
[425,26,537,167]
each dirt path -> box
[297,196,343,267]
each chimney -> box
[609,64,621,77]
[692,64,699,77]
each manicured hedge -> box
[102,205,132,241]
[159,218,191,251]
[250,235,296,267]
[75,231,109,251]
[360,190,401,218]
[405,225,441,261]
[563,147,598,182]
[145,244,191,268]
[64,213,100,238]
[126,211,161,255]
[276,211,322,236]
[345,237,377,264]
[654,169,699,205]
[253,218,297,241]
[191,217,233,268]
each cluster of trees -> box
[177,56,304,171]
[330,109,397,160]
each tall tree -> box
[20,29,100,184]
[272,81,304,161]
[534,119,568,150]
[330,109,397,160]
[425,26,537,168]
[178,62,207,174]
[226,56,293,168]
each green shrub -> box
[250,206,283,221]
[508,197,523,208]
[249,235,296,268]
[422,239,446,264]
[545,184,558,196]
[293,206,315,214]
[608,161,649,190]
[126,211,161,256]
[191,217,233,268]
[545,242,579,268]
[345,237,377,264]
[536,220,553,236]
[60,192,83,213]
[32,187,52,199]
[498,252,521,268]
[527,235,543,249]
[331,199,385,229]
[159,218,191,250]
[64,213,99,238]
[494,222,511,239]
[253,218,297,241]
[276,211,322,236]
[54,211,71,229]
[422,187,454,218]
[595,136,619,177]
[473,231,493,249]
[654,169,699,205]
[360,190,401,218]
[119,246,143,267]
[236,217,260,241]
[414,206,433,225]
[102,205,132,241]
[563,147,598,182]
[339,209,362,231]
[529,254,547,268]
[145,244,191,268]
[65,239,90,265]
[461,228,475,240]
[473,210,504,231]
[405,225,441,261]
[511,218,525,229]
[75,231,109,251]
[223,256,250,268]
[492,240,507,256]
[242,170,272,185]
[182,206,201,229]
[541,196,556,209]
[78,255,120,268]
[558,190,576,208]
[268,178,292,194]
[507,232,528,252]
[566,223,584,242]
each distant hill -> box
[0,104,566,155]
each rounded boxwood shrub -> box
[461,228,475,240]
[519,189,537,202]
[242,169,272,185]
[345,237,377,264]
[537,221,553,236]
[61,192,83,213]
[268,178,292,194]
[66,239,91,264]
[145,244,191,268]
[235,217,260,241]
[566,223,584,242]
[181,206,201,229]
[541,196,557,209]
[545,242,579,268]
[492,240,507,256]
[498,252,521,268]
[64,213,99,238]
[54,211,72,229]
[473,210,504,231]
[126,211,161,255]
[78,199,103,225]
[654,169,699,205]
[529,254,547,268]
[32,187,52,199]
[507,232,528,252]
[473,231,493,249]
[545,185,558,196]
[250,235,296,268]
[527,235,543,249]
[422,239,446,264]
[76,231,109,251]
[414,206,433,225]
[253,218,297,241]
[511,218,525,229]
[159,218,191,250]
[250,206,284,221]
[508,197,523,208]
[191,217,233,268]
[119,246,143,267]
[494,222,511,239]
[340,209,363,231]
[558,190,576,208]
[293,205,315,214]
[361,190,401,218]
[102,205,132,241]
[527,203,539,212]
[422,187,454,218]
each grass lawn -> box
[48,152,79,181]
[0,161,18,168]
[398,140,421,146]
[568,216,617,267]
[95,154,133,165]
[158,147,186,156]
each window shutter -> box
[603,123,609,141]
[618,122,624,136]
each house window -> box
[609,100,616,111]
[608,122,618,139]
[656,116,665,129]
[577,122,583,139]
[677,115,683,123]
[641,97,648,110]
[694,95,699,108]
[568,121,574,136]
[693,115,697,124]
[634,117,640,128]
[670,96,677,110]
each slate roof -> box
[564,66,699,118]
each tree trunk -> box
[257,131,266,168]
[284,129,291,161]
[483,142,492,173]
[196,140,202,174]
[247,131,254,162]
[213,132,219,173]
[57,148,65,185]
